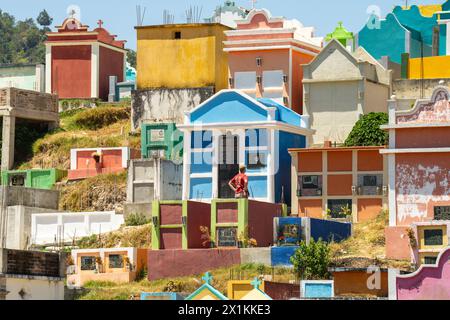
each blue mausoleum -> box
[178,90,313,205]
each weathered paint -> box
[141,122,183,161]
[136,23,230,90]
[396,247,450,300]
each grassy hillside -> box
[74,263,296,300]
[19,106,140,171]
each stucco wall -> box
[0,64,45,92]
[99,46,124,100]
[393,79,450,100]
[147,249,240,280]
[131,87,214,130]
[51,45,91,98]
[4,276,64,300]
[332,269,388,297]
[136,24,229,90]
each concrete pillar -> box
[1,116,15,171]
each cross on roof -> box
[97,19,104,28]
[249,0,257,9]
[202,272,213,285]
[251,277,261,289]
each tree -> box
[290,239,331,280]
[127,49,137,69]
[37,10,53,28]
[344,112,389,147]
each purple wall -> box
[397,248,450,300]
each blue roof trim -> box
[257,98,302,126]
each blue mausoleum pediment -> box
[189,91,270,124]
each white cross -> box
[249,0,257,9]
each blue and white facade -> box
[178,90,313,205]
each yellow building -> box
[135,23,230,90]
[414,223,449,266]
[408,55,450,79]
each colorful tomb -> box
[290,145,388,222]
[178,90,313,204]
[141,122,183,161]
[224,9,322,114]
[185,272,229,300]
[135,23,230,91]
[211,199,285,248]
[302,39,391,146]
[325,22,354,51]
[67,248,148,287]
[151,200,211,250]
[394,247,450,300]
[68,147,140,180]
[45,18,127,100]
[356,5,440,63]
[1,168,66,190]
[381,85,450,260]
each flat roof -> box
[288,146,386,153]
[135,22,232,30]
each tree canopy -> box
[0,9,52,64]
[344,112,389,147]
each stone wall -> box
[0,87,58,113]
[131,87,215,130]
[0,249,63,278]
[393,78,450,100]
[0,186,59,210]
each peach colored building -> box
[68,147,140,180]
[224,9,323,114]
[381,85,450,261]
[289,145,388,223]
[67,248,148,287]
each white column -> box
[352,150,358,223]
[211,131,220,199]
[182,130,191,200]
[291,152,299,215]
[388,97,397,227]
[1,115,16,170]
[45,45,52,94]
[91,43,100,98]
[267,129,276,203]
[446,22,450,56]
[322,151,328,219]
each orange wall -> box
[298,152,322,172]
[385,226,411,260]
[292,50,314,114]
[357,198,383,222]
[333,270,388,297]
[327,174,353,196]
[328,151,352,172]
[357,150,383,171]
[299,199,323,218]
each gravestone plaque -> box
[217,227,237,247]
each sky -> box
[0,0,444,50]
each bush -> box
[125,213,150,227]
[344,112,389,147]
[290,239,331,280]
[72,107,130,130]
